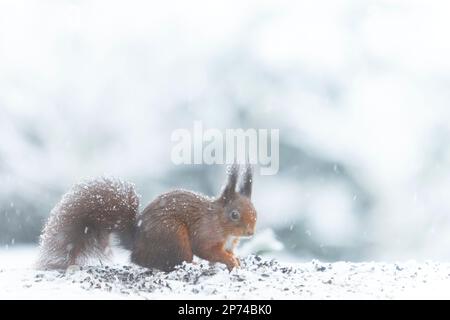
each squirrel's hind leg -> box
[131,222,193,272]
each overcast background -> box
[1,0,450,262]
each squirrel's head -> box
[217,164,257,237]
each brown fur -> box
[37,165,257,272]
[37,178,139,269]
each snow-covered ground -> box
[1,247,450,299]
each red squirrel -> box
[37,165,256,272]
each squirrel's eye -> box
[230,210,240,221]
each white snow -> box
[2,246,450,300]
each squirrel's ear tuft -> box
[220,164,240,203]
[238,164,253,198]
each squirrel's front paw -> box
[226,256,240,271]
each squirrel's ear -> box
[220,164,240,203]
[238,164,253,198]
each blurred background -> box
[1,0,450,262]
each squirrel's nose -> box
[245,228,255,237]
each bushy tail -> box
[36,177,140,270]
